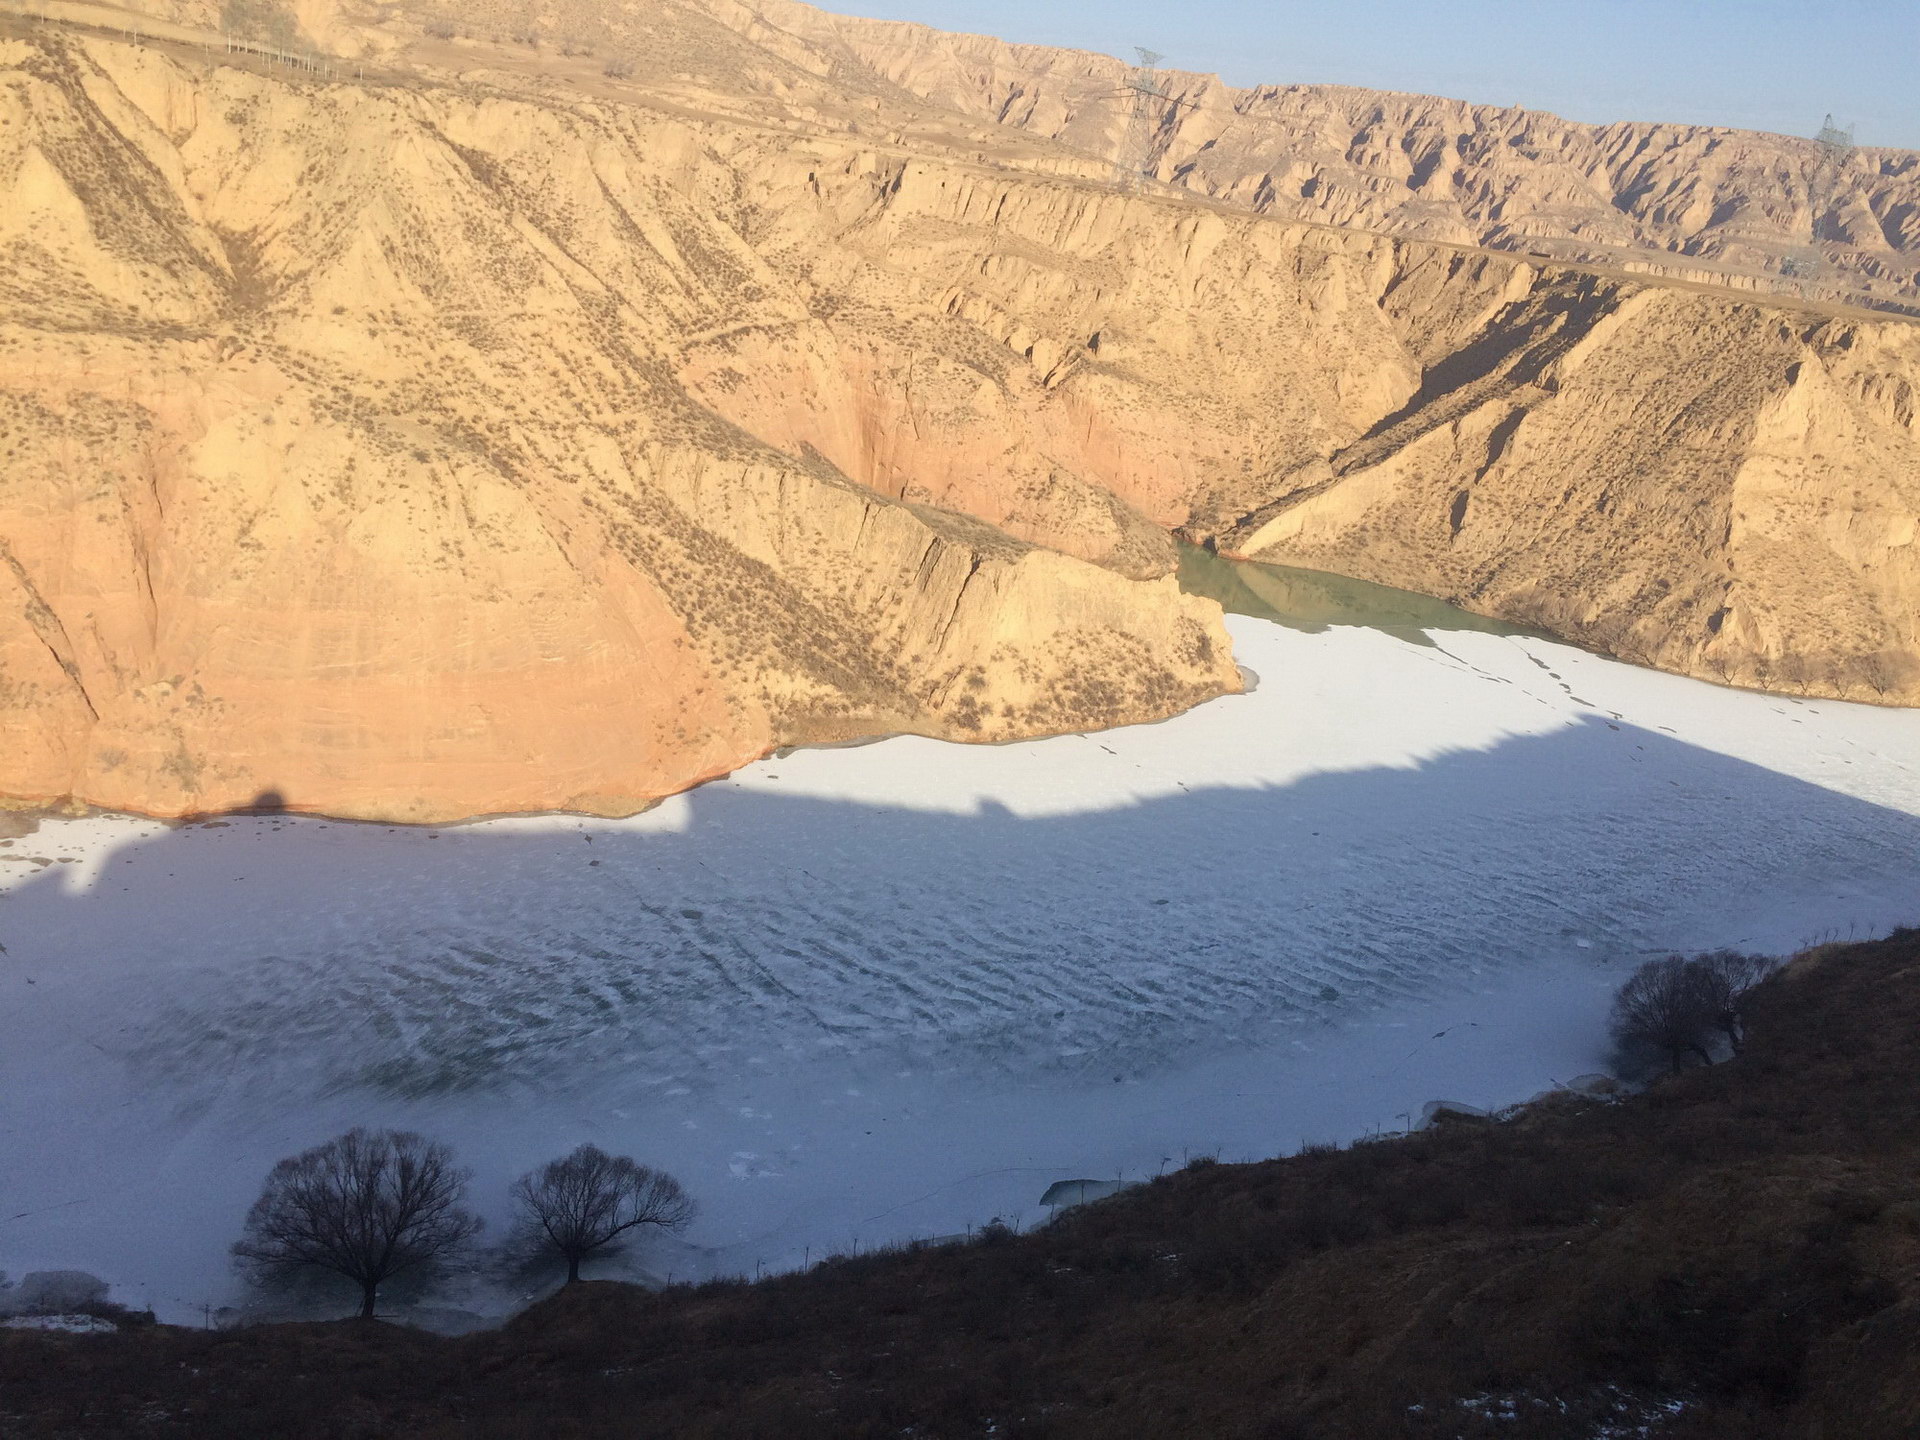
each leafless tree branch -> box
[512,1145,696,1283]
[232,1128,482,1318]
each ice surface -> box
[1,1314,120,1334]
[3,615,1919,1324]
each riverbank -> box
[5,603,1919,1326]
[6,929,1917,1437]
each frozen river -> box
[5,560,1920,1325]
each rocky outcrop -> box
[1216,276,1920,704]
[0,24,1236,821]
[685,133,1920,707]
[3,0,1919,825]
[734,0,1920,314]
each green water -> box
[1176,544,1533,649]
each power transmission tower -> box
[1112,47,1188,192]
[1815,112,1855,154]
[1784,113,1855,289]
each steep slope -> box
[333,0,1920,708]
[4,0,1920,826]
[734,0,1920,313]
[691,146,1920,706]
[1216,269,1920,702]
[0,22,1237,821]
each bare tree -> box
[512,1145,696,1283]
[233,1129,482,1319]
[1609,955,1718,1075]
[1687,949,1778,1054]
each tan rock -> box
[4,0,1919,829]
[0,20,1239,821]
[1220,282,1920,705]
[737,0,1920,313]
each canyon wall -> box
[3,0,1919,823]
[0,22,1237,821]
[736,0,1920,313]
[732,147,1920,707]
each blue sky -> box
[828,0,1920,149]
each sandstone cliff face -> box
[4,0,1920,825]
[722,141,1920,707]
[1219,279,1920,703]
[733,0,1920,314]
[0,22,1237,821]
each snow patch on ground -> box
[2,617,1919,1324]
[1,1314,120,1334]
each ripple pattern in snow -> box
[3,617,1919,1320]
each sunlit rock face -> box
[0,16,1240,821]
[739,0,1920,311]
[4,0,1919,821]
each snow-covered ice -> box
[1,1314,120,1335]
[4,597,1920,1325]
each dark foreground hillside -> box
[7,934,1920,1439]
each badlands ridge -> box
[2,0,1918,820]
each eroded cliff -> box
[4,0,1919,824]
[735,0,1920,313]
[727,145,1920,707]
[0,19,1238,821]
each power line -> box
[1108,47,1205,192]
[1784,113,1855,290]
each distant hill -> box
[734,0,1920,313]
